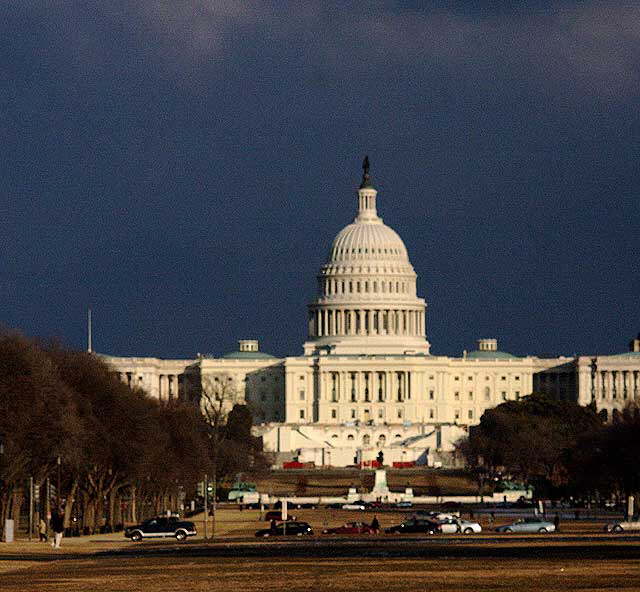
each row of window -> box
[256,388,521,403]
[298,407,484,422]
[452,389,520,401]
[452,375,520,382]
[327,434,405,444]
[322,408,406,420]
[332,246,403,258]
[320,278,411,296]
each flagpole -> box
[87,307,92,353]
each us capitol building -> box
[102,159,640,467]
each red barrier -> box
[282,461,304,469]
[282,461,315,469]
[358,460,382,468]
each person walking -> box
[39,518,48,542]
[51,509,65,549]
[371,515,380,534]
[554,513,560,532]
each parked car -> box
[395,501,413,508]
[495,517,555,533]
[264,510,297,521]
[385,518,438,534]
[438,518,482,534]
[342,502,367,510]
[322,521,376,535]
[124,516,197,542]
[255,521,314,537]
[410,511,460,522]
[604,519,640,532]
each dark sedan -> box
[322,522,376,535]
[255,521,314,537]
[385,519,439,535]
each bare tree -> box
[198,374,239,537]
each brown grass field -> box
[2,507,640,591]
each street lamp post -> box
[57,456,61,509]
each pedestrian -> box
[51,509,65,549]
[371,515,380,534]
[489,511,495,524]
[39,518,48,542]
[270,518,277,533]
[554,513,560,532]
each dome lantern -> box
[356,155,379,222]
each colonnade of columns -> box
[309,308,425,338]
[119,372,181,400]
[593,369,640,400]
[319,370,412,403]
[158,374,180,400]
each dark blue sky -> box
[1,2,638,359]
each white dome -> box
[329,221,409,263]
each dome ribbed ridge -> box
[329,222,409,263]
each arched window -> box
[347,434,354,441]
[363,434,370,446]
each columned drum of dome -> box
[303,160,430,356]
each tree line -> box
[0,331,266,537]
[458,393,640,504]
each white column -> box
[341,371,348,402]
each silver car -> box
[438,517,482,534]
[495,517,555,533]
[604,519,640,532]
